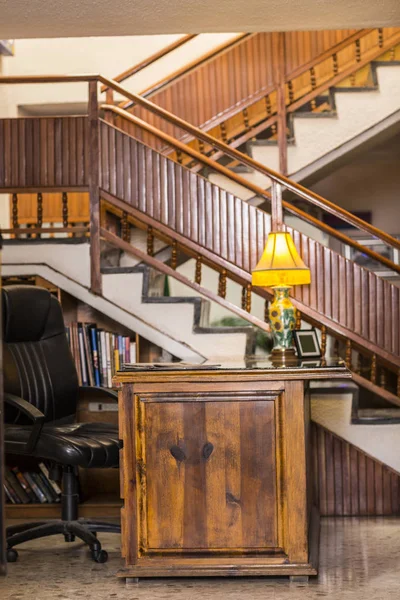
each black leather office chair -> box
[3,285,121,563]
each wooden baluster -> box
[220,122,228,143]
[332,53,339,76]
[104,89,114,123]
[121,211,130,242]
[334,339,339,358]
[380,368,386,390]
[147,226,154,257]
[287,80,294,104]
[36,192,43,238]
[241,286,246,310]
[310,67,317,110]
[12,193,19,237]
[390,46,396,61]
[378,28,384,49]
[350,39,361,86]
[244,284,252,313]
[62,192,69,228]
[264,300,269,323]
[171,240,178,270]
[195,255,202,285]
[242,108,251,132]
[355,353,362,375]
[176,149,183,164]
[295,309,302,330]
[198,140,205,154]
[345,339,352,370]
[265,95,277,135]
[218,270,227,299]
[370,354,377,384]
[320,325,327,358]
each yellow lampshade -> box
[252,232,311,287]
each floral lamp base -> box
[268,286,296,356]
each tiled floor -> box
[1,517,400,599]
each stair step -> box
[355,408,400,425]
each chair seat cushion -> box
[5,422,121,468]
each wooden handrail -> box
[98,75,400,254]
[100,35,197,92]
[101,227,270,332]
[1,72,399,258]
[118,33,253,109]
[159,29,374,145]
[0,74,100,84]
[284,29,373,83]
[101,106,400,275]
[100,188,400,370]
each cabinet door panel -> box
[143,398,277,552]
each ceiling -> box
[1,0,400,39]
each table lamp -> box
[252,231,311,356]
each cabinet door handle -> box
[170,445,186,462]
[202,442,214,460]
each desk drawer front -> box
[137,394,278,553]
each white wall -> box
[0,33,238,117]
[311,134,400,235]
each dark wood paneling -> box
[0,117,89,190]
[312,423,400,516]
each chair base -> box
[6,518,120,563]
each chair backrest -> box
[2,285,79,423]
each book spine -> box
[83,324,95,387]
[78,325,89,386]
[72,323,83,386]
[100,331,108,387]
[90,327,101,387]
[130,341,137,364]
[97,330,103,387]
[106,332,112,388]
[31,472,53,503]
[24,472,47,503]
[38,462,62,497]
[124,336,130,364]
[3,481,20,504]
[37,472,60,503]
[11,466,36,503]
[118,335,124,368]
[5,468,30,503]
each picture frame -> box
[293,329,321,358]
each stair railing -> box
[115,28,400,175]
[100,34,198,98]
[1,75,399,379]
[98,77,400,258]
[98,192,400,407]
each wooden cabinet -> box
[117,362,349,580]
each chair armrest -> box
[4,393,46,453]
[78,386,118,401]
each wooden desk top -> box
[115,357,350,384]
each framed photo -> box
[293,329,321,358]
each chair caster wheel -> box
[7,548,18,562]
[92,549,108,563]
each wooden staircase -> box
[0,73,399,413]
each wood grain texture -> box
[99,122,400,366]
[141,395,277,551]
[117,368,323,578]
[312,423,400,516]
[0,117,89,189]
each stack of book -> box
[4,463,62,504]
[65,322,136,388]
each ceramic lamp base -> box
[269,286,296,354]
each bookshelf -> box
[3,275,167,519]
